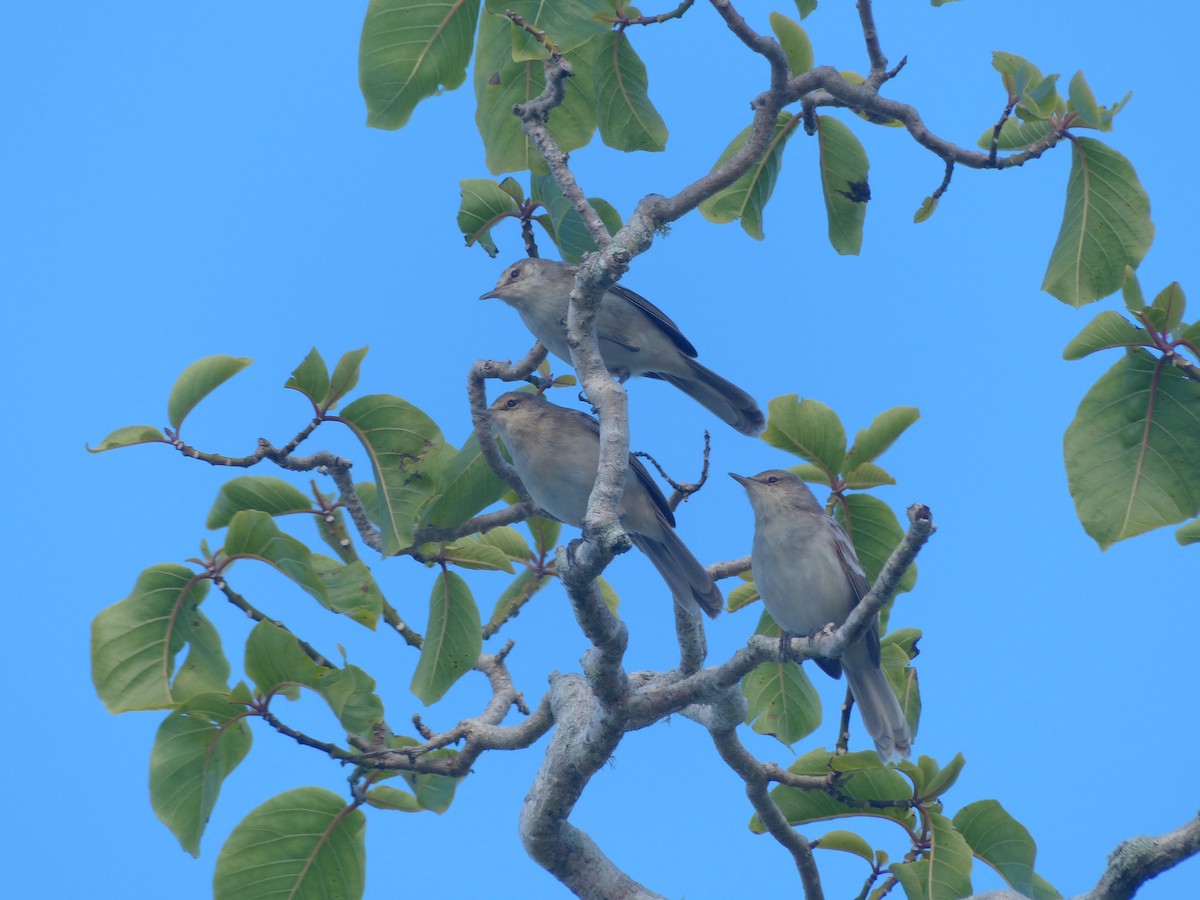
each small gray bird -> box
[480,258,765,436]
[730,469,911,762]
[479,390,723,618]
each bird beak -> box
[479,288,500,301]
[728,472,751,487]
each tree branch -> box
[1076,814,1200,900]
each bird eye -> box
[506,397,520,408]
[766,476,779,484]
[509,266,521,281]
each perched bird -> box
[480,258,765,436]
[479,390,723,618]
[730,469,911,762]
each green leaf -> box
[928,811,974,900]
[835,494,916,594]
[761,394,847,477]
[224,510,327,603]
[815,829,874,864]
[1121,265,1146,312]
[397,747,462,812]
[498,176,524,203]
[420,431,509,530]
[890,859,931,900]
[490,567,553,620]
[1177,519,1200,546]
[150,692,252,856]
[285,348,330,407]
[85,424,165,453]
[477,525,532,561]
[92,564,224,712]
[1062,310,1152,360]
[845,407,920,471]
[727,580,760,611]
[743,660,822,746]
[596,575,621,616]
[793,0,817,19]
[1041,138,1154,306]
[843,463,896,490]
[817,115,869,255]
[527,515,562,556]
[787,463,832,485]
[919,752,965,801]
[364,785,422,813]
[473,12,597,175]
[953,800,1038,895]
[881,642,920,740]
[769,13,813,75]
[530,173,622,264]
[699,112,799,240]
[327,346,370,410]
[411,571,483,704]
[431,536,516,572]
[311,556,384,629]
[992,51,1043,103]
[488,0,610,62]
[167,355,252,431]
[758,748,916,831]
[976,116,1055,152]
[913,196,937,224]
[213,787,365,900]
[1149,281,1186,332]
[458,178,521,257]
[593,31,667,152]
[359,0,479,130]
[1064,348,1200,548]
[315,665,386,736]
[207,477,313,529]
[336,394,453,555]
[1067,70,1102,129]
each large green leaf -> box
[472,11,597,174]
[150,692,253,857]
[311,556,384,629]
[485,0,609,62]
[756,748,916,832]
[592,31,667,153]
[1062,310,1153,360]
[213,787,366,900]
[206,476,313,529]
[420,431,509,530]
[816,115,869,255]
[327,347,370,410]
[285,347,330,407]
[458,178,521,257]
[952,800,1040,895]
[85,424,166,453]
[411,571,483,704]
[743,660,822,746]
[761,394,847,476]
[844,407,920,471]
[1064,348,1200,547]
[335,394,453,555]
[167,355,252,431]
[244,621,384,735]
[927,811,974,900]
[359,0,479,130]
[223,511,327,603]
[699,112,799,240]
[92,564,226,712]
[1042,138,1154,306]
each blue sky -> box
[5,2,1198,898]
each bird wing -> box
[829,518,881,666]
[608,283,699,358]
[568,405,676,527]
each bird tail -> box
[843,642,912,763]
[648,358,765,436]
[630,529,723,619]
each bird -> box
[730,469,911,762]
[480,258,765,436]
[478,390,723,618]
